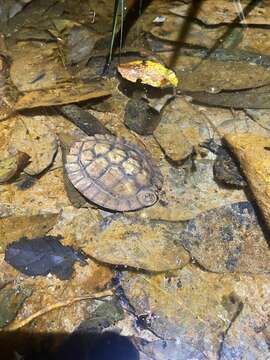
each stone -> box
[224,133,270,229]
[179,202,270,273]
[0,152,30,183]
[9,116,58,176]
[81,215,189,271]
[0,285,32,328]
[0,213,58,252]
[122,264,270,358]
[153,97,209,162]
[124,97,161,135]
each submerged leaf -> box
[118,60,178,88]
[5,235,88,280]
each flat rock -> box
[153,97,209,162]
[81,215,189,271]
[180,202,270,273]
[0,213,58,252]
[9,116,58,175]
[0,167,70,215]
[150,14,225,49]
[49,206,101,246]
[181,60,270,93]
[122,265,270,358]
[0,285,32,328]
[170,0,270,25]
[225,133,270,229]
[137,158,246,221]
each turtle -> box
[65,134,163,211]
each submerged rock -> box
[124,97,161,135]
[225,133,270,229]
[138,158,246,221]
[179,202,270,273]
[202,139,246,187]
[153,97,209,163]
[9,116,58,176]
[82,215,189,272]
[0,213,58,251]
[122,265,270,358]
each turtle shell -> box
[65,134,163,211]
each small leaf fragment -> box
[117,60,178,88]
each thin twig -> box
[6,289,113,331]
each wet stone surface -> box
[153,97,209,163]
[0,0,270,358]
[124,97,161,135]
[82,214,189,272]
[179,201,270,273]
[121,265,270,359]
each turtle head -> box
[137,189,158,207]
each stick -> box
[6,289,113,331]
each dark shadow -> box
[0,330,139,360]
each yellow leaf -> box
[117,60,178,88]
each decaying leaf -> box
[5,235,88,280]
[9,116,58,175]
[0,151,30,183]
[117,60,178,88]
[0,213,59,252]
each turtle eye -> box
[137,189,157,206]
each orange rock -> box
[224,133,270,228]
